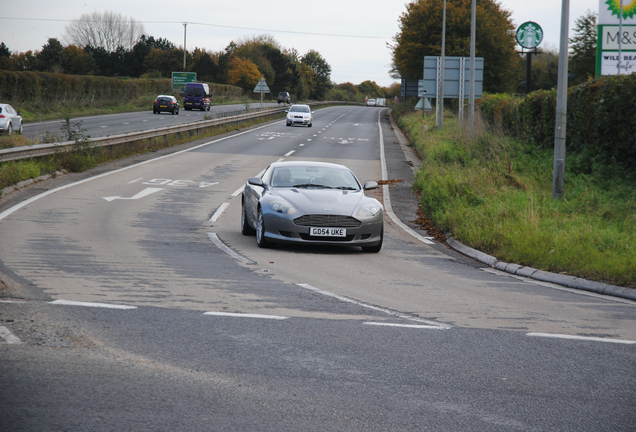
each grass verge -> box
[394,107,636,288]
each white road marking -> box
[0,300,27,304]
[49,300,137,309]
[0,326,21,344]
[102,187,164,202]
[0,121,277,222]
[527,333,636,345]
[231,185,245,197]
[285,150,295,157]
[209,202,230,222]
[363,322,447,330]
[207,233,255,264]
[100,126,107,128]
[296,283,451,329]
[203,312,289,320]
[128,178,143,184]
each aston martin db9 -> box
[241,161,384,252]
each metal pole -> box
[438,0,446,130]
[618,0,623,74]
[526,51,532,93]
[468,0,476,138]
[183,22,187,71]
[552,0,570,199]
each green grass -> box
[397,109,636,287]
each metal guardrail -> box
[0,103,310,162]
[0,101,362,163]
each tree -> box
[0,42,11,70]
[191,48,219,82]
[226,57,261,89]
[143,48,184,77]
[569,10,597,86]
[390,0,518,93]
[36,38,65,73]
[301,50,331,100]
[63,11,145,52]
[63,45,96,75]
[357,80,383,97]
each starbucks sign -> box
[516,22,543,49]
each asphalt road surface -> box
[1,106,635,431]
[21,102,281,142]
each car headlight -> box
[268,200,297,215]
[358,203,382,218]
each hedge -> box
[478,74,636,175]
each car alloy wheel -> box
[241,201,255,235]
[256,207,272,248]
[6,123,11,135]
[18,122,23,134]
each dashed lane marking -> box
[204,312,289,320]
[527,333,636,345]
[49,300,137,309]
[0,326,22,344]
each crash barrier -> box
[0,102,361,163]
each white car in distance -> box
[286,104,314,127]
[366,99,376,107]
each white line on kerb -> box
[0,326,22,344]
[209,202,230,223]
[527,333,636,345]
[204,311,289,320]
[207,233,255,264]
[296,283,451,329]
[377,110,434,245]
[49,299,137,309]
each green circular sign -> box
[516,22,543,49]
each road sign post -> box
[253,77,271,110]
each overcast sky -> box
[2,0,601,87]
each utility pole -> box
[618,0,623,73]
[183,22,187,71]
[438,0,446,130]
[552,0,570,199]
[468,0,476,138]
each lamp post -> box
[552,0,570,199]
[183,22,187,71]
[438,0,446,130]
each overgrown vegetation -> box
[395,107,635,288]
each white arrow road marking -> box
[102,187,164,202]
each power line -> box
[0,16,392,39]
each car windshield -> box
[289,106,310,113]
[270,166,359,190]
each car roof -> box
[289,104,310,108]
[156,95,175,98]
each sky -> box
[1,0,602,87]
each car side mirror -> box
[363,181,378,190]
[284,110,289,113]
[248,177,264,187]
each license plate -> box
[310,227,346,237]
[160,105,167,108]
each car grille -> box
[294,215,361,228]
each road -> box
[20,102,281,142]
[1,106,635,431]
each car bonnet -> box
[270,188,365,215]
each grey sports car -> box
[241,161,384,252]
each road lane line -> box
[0,326,22,344]
[209,202,230,223]
[49,300,137,309]
[207,233,255,264]
[203,312,289,320]
[363,322,447,330]
[285,150,295,156]
[296,283,451,329]
[527,333,636,344]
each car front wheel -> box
[241,201,255,235]
[256,207,273,248]
[5,123,12,135]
